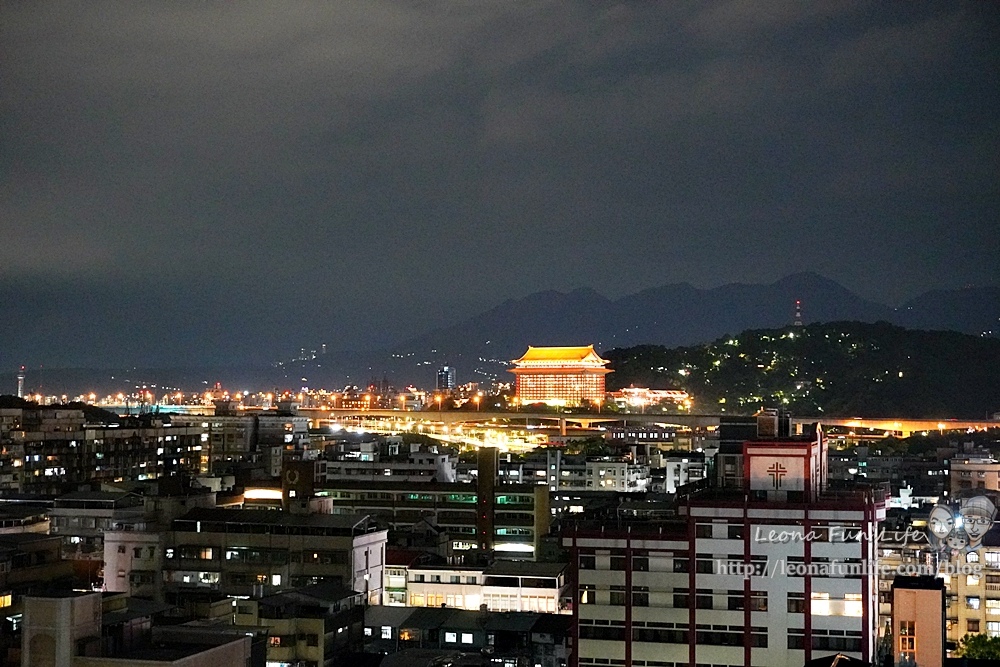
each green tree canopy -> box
[955,633,1000,659]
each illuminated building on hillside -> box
[510,345,611,407]
[608,386,692,411]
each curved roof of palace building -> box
[512,345,608,364]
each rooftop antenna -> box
[793,300,803,327]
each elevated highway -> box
[802,417,1000,438]
[300,408,721,431]
[298,408,1000,438]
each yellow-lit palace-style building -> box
[510,345,612,407]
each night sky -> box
[2,2,997,369]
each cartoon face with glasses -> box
[961,496,997,549]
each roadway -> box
[299,408,1000,437]
[300,408,721,430]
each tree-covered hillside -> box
[604,322,1000,418]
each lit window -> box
[898,621,915,661]
[381,626,392,639]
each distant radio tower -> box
[16,366,25,398]
[793,300,803,327]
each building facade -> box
[563,423,888,667]
[160,508,387,604]
[313,481,550,560]
[891,576,944,667]
[384,560,569,614]
[0,410,205,493]
[510,346,611,407]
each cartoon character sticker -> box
[928,504,955,540]
[946,527,969,551]
[960,496,997,550]
[927,496,998,555]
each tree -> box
[955,633,1000,659]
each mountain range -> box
[11,272,999,393]
[300,272,998,388]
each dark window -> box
[695,595,713,609]
[696,630,742,646]
[580,625,626,641]
[610,556,626,570]
[695,559,714,574]
[610,590,626,605]
[727,525,744,539]
[696,524,713,538]
[633,628,688,644]
[633,556,649,571]
[813,636,862,652]
[579,555,595,570]
[673,558,689,573]
[673,593,690,608]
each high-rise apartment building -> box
[563,418,888,667]
[436,365,457,392]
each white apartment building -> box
[660,453,706,494]
[325,444,457,484]
[383,560,569,615]
[564,424,888,667]
[585,458,650,492]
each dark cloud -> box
[1,2,997,368]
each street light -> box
[435,394,443,414]
[473,394,481,412]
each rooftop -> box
[258,580,360,609]
[0,533,62,549]
[0,505,49,520]
[891,575,945,591]
[102,598,175,626]
[313,480,540,494]
[172,507,380,533]
[100,640,241,662]
[512,345,608,364]
[484,561,566,578]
